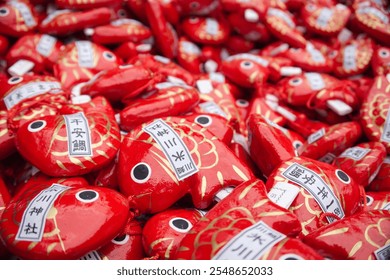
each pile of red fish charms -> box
[0,0,389,261]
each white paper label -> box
[339,147,371,161]
[180,41,201,55]
[36,35,57,57]
[41,9,71,25]
[267,8,295,28]
[381,110,390,143]
[305,72,326,91]
[9,1,36,27]
[76,41,95,68]
[357,7,389,24]
[281,163,345,223]
[307,128,325,144]
[306,45,325,63]
[64,112,93,157]
[15,184,69,242]
[213,221,286,260]
[111,18,143,26]
[196,80,213,94]
[205,18,219,36]
[316,8,334,27]
[80,251,101,260]
[319,153,336,164]
[225,53,269,67]
[383,203,390,211]
[374,243,390,260]
[199,101,227,118]
[343,44,357,71]
[268,182,300,209]
[4,81,61,110]
[143,119,199,181]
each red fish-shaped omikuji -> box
[265,7,307,48]
[39,8,112,36]
[80,65,157,103]
[87,19,152,45]
[371,45,390,76]
[55,0,122,10]
[174,179,320,260]
[118,116,254,214]
[298,121,362,160]
[120,82,200,131]
[15,97,121,177]
[221,0,270,21]
[0,178,129,260]
[142,208,203,260]
[96,216,145,260]
[54,41,120,90]
[248,115,365,235]
[360,76,390,154]
[0,74,62,111]
[0,0,38,37]
[177,37,203,74]
[6,34,63,73]
[302,210,390,260]
[301,3,351,37]
[368,157,390,192]
[181,17,231,45]
[332,142,386,189]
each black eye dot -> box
[285,257,299,260]
[10,77,20,82]
[336,169,350,183]
[243,61,251,66]
[172,219,189,230]
[0,9,7,14]
[196,116,210,125]
[30,121,44,129]
[78,190,97,200]
[114,235,127,242]
[366,196,372,204]
[133,164,149,180]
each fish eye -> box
[329,50,338,59]
[236,99,249,108]
[365,195,373,206]
[306,4,316,12]
[195,115,212,127]
[131,162,151,184]
[190,2,200,10]
[76,190,99,203]
[289,77,302,86]
[240,61,254,69]
[111,234,129,245]
[279,254,303,260]
[117,9,127,18]
[28,120,47,132]
[169,218,192,233]
[8,76,23,85]
[293,140,303,150]
[0,7,9,16]
[335,169,351,184]
[379,49,389,58]
[103,51,115,61]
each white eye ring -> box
[8,76,23,85]
[289,77,302,86]
[279,254,304,260]
[76,190,99,203]
[335,169,351,184]
[103,51,115,61]
[240,61,254,69]
[195,115,213,127]
[378,49,390,58]
[28,120,47,132]
[131,162,152,184]
[0,7,9,16]
[366,195,373,206]
[169,218,192,233]
[117,9,127,18]
[111,234,129,245]
[189,17,199,24]
[236,99,249,108]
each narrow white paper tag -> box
[199,101,227,118]
[64,112,93,157]
[8,59,35,76]
[143,119,199,181]
[76,41,95,68]
[316,8,334,27]
[267,8,295,28]
[383,203,390,211]
[4,81,61,110]
[213,221,286,260]
[281,163,345,223]
[307,128,325,144]
[268,182,300,209]
[196,80,213,94]
[306,45,325,63]
[343,44,357,71]
[9,1,36,27]
[15,184,69,242]
[36,35,57,57]
[380,110,390,143]
[80,251,102,260]
[357,7,389,24]
[205,18,219,36]
[374,243,390,260]
[226,53,269,67]
[305,72,326,91]
[339,147,370,161]
[180,40,201,55]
